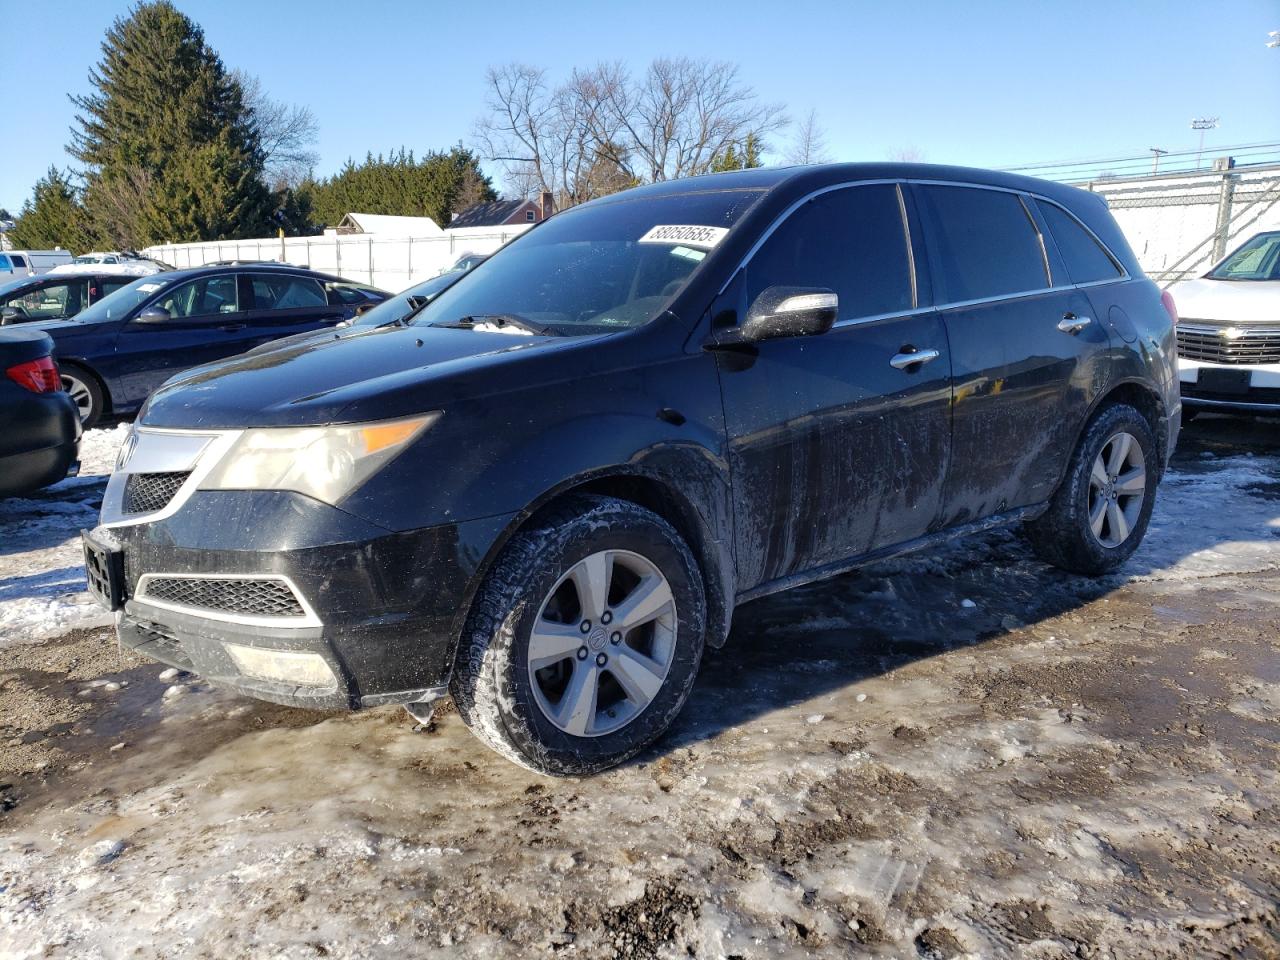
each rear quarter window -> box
[1037,201,1121,284]
[916,185,1049,303]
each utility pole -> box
[1149,148,1168,174]
[1191,118,1219,170]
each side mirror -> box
[353,303,375,317]
[0,307,22,325]
[134,306,171,324]
[705,286,838,349]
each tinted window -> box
[10,255,26,267]
[2,280,85,319]
[250,274,326,310]
[746,184,913,320]
[917,186,1048,302]
[1038,201,1120,283]
[0,256,11,270]
[154,275,239,319]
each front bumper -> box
[1178,357,1280,413]
[94,488,512,710]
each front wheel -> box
[60,365,104,428]
[450,495,706,776]
[1024,403,1159,576]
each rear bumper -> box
[0,388,81,495]
[98,489,513,710]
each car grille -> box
[139,576,307,619]
[123,471,192,514]
[1177,323,1280,365]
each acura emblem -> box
[117,430,139,469]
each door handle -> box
[1057,313,1092,335]
[219,322,246,332]
[889,347,941,371]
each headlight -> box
[200,413,439,504]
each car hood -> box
[1167,277,1280,324]
[141,324,594,429]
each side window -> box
[745,184,914,321]
[1037,201,1122,284]
[10,255,27,268]
[916,185,1048,303]
[153,275,239,319]
[4,281,84,319]
[250,274,326,311]
[0,256,10,270]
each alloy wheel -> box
[1087,431,1146,548]
[61,374,93,422]
[527,549,677,738]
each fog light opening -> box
[223,643,337,687]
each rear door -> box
[243,272,347,347]
[716,182,953,590]
[113,272,258,403]
[913,183,1111,526]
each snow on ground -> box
[0,419,1277,958]
[0,425,128,646]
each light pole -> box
[1191,118,1219,170]
[1149,148,1168,174]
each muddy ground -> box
[1,418,1278,959]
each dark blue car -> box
[24,264,387,425]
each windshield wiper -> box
[435,314,557,336]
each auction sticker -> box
[639,224,729,249]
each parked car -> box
[0,272,139,325]
[1169,230,1280,417]
[51,252,169,278]
[83,163,1179,775]
[0,249,73,278]
[25,264,388,426]
[438,252,489,276]
[0,328,80,496]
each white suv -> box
[1171,230,1280,417]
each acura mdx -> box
[84,164,1179,775]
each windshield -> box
[349,272,465,327]
[72,274,176,323]
[411,189,764,335]
[1209,232,1280,281]
[0,275,38,297]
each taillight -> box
[5,356,62,394]
[1160,289,1178,327]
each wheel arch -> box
[1076,377,1168,479]
[445,466,735,678]
[57,358,113,416]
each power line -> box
[999,139,1280,174]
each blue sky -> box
[1,0,1277,213]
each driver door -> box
[713,183,953,591]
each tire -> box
[59,364,105,428]
[1024,403,1158,576]
[450,494,706,776]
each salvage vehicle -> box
[24,263,388,426]
[1169,229,1280,417]
[0,272,138,324]
[0,328,80,496]
[84,163,1179,775]
[0,249,73,278]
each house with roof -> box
[449,192,554,230]
[334,213,443,237]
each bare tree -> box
[887,145,927,163]
[233,70,320,187]
[475,58,787,207]
[785,109,831,165]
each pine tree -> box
[9,168,93,252]
[69,0,269,245]
[710,135,764,172]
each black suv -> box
[84,164,1179,775]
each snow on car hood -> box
[1167,277,1280,324]
[139,324,591,429]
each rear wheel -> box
[450,495,706,776]
[1024,403,1158,575]
[60,365,104,428]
